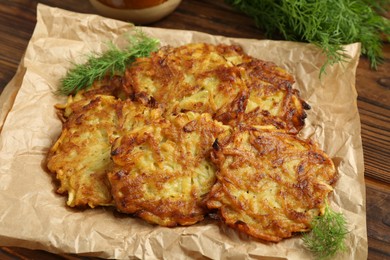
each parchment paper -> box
[0,4,367,259]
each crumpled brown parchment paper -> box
[0,4,367,259]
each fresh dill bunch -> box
[302,203,348,259]
[225,0,390,75]
[59,31,160,96]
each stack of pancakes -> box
[46,43,337,242]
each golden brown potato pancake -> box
[124,43,309,133]
[124,43,248,117]
[235,60,310,134]
[46,94,163,208]
[108,112,230,226]
[206,128,337,242]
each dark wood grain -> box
[0,0,389,259]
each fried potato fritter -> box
[237,60,310,134]
[47,95,119,207]
[46,94,164,208]
[206,128,337,241]
[125,43,249,117]
[124,43,309,133]
[108,112,230,226]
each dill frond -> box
[226,0,390,75]
[58,31,160,96]
[302,203,348,259]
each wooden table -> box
[0,1,388,259]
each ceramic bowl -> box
[89,0,182,24]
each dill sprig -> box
[302,203,348,259]
[225,0,390,75]
[58,31,159,96]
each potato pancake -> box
[206,128,337,242]
[46,94,164,208]
[108,112,229,226]
[124,43,248,116]
[235,59,310,134]
[124,43,309,133]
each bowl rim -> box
[89,0,182,24]
[90,0,182,11]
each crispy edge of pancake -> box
[206,127,337,242]
[108,112,230,226]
